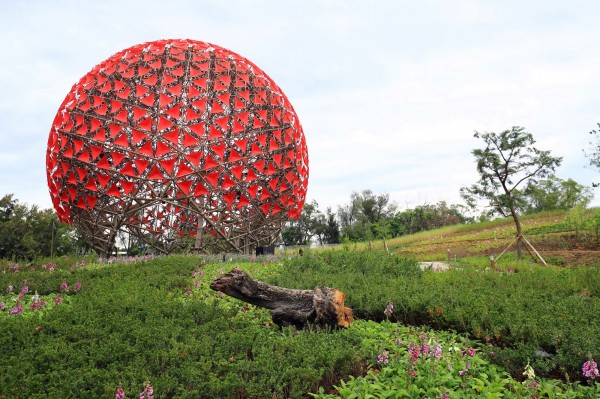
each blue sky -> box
[1,0,599,212]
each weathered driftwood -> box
[210,267,353,329]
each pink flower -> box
[408,343,420,362]
[54,296,62,305]
[74,282,81,292]
[140,382,153,399]
[20,286,29,295]
[115,386,125,399]
[60,282,69,292]
[583,359,600,379]
[0,302,5,311]
[42,262,57,272]
[377,350,389,364]
[384,302,394,319]
[462,348,475,357]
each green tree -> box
[585,123,600,186]
[0,194,79,259]
[281,200,322,246]
[523,176,593,214]
[313,207,340,245]
[460,127,562,259]
[389,201,469,237]
[337,189,396,241]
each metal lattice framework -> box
[46,39,309,256]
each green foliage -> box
[0,256,364,398]
[312,321,600,399]
[337,189,397,241]
[523,176,593,214]
[0,194,81,260]
[2,252,600,397]
[566,205,600,242]
[390,201,470,237]
[283,200,340,246]
[274,250,600,383]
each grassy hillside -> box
[337,210,600,267]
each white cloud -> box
[1,0,599,213]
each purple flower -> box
[377,350,389,364]
[74,282,81,292]
[9,305,23,315]
[192,269,204,278]
[60,282,69,292]
[583,359,600,379]
[0,302,5,311]
[20,286,29,295]
[433,346,442,359]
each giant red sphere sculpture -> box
[46,39,308,256]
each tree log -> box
[210,267,353,329]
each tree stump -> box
[210,267,353,329]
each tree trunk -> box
[210,267,353,329]
[509,206,523,260]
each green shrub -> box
[274,250,600,382]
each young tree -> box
[585,123,600,186]
[460,127,562,259]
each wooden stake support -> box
[496,234,547,265]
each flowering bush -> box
[313,321,600,398]
[583,357,600,382]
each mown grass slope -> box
[337,210,600,266]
